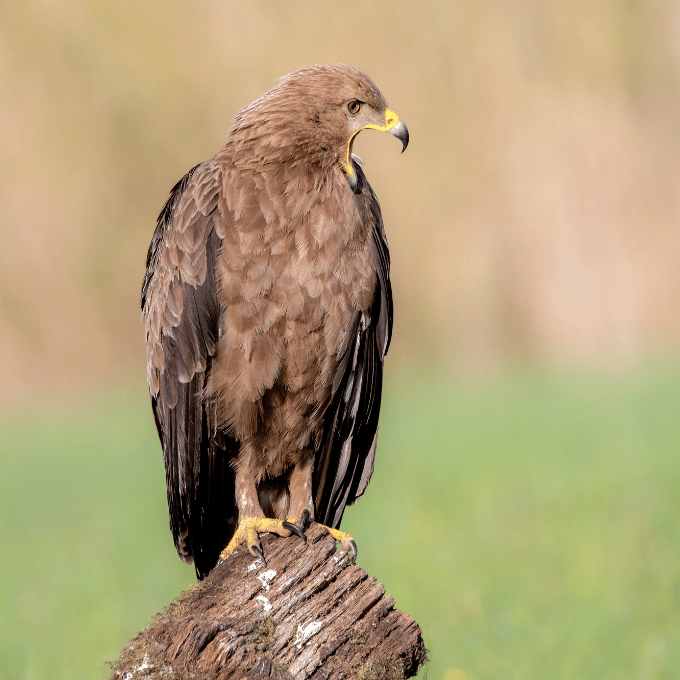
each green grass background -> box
[1,366,679,679]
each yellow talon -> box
[321,525,358,562]
[218,516,296,564]
[217,512,358,568]
[326,526,353,551]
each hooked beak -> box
[344,108,410,192]
[387,117,409,153]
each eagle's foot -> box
[317,524,358,563]
[280,507,356,561]
[217,514,308,567]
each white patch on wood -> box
[294,620,323,649]
[257,569,277,591]
[247,560,262,573]
[215,640,232,663]
[123,653,155,679]
[255,595,272,613]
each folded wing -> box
[142,162,238,579]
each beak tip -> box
[388,118,409,153]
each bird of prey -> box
[141,64,408,579]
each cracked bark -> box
[108,524,427,679]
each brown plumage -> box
[141,64,408,579]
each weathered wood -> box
[109,524,427,679]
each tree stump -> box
[109,524,427,679]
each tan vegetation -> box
[1,0,678,393]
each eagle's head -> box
[229,64,408,192]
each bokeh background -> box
[1,1,679,678]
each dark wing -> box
[313,163,393,529]
[142,162,238,579]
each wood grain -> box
[109,524,427,679]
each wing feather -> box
[142,162,237,579]
[313,164,393,528]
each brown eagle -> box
[141,64,408,579]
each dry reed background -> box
[1,1,679,394]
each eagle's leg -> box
[281,455,315,535]
[284,459,358,562]
[218,458,308,566]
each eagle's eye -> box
[347,100,362,115]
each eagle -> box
[141,64,408,579]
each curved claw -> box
[282,519,307,542]
[299,508,311,532]
[250,543,267,567]
[348,540,358,564]
[282,508,312,543]
[322,524,358,562]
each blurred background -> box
[1,1,679,678]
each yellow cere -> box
[364,108,400,132]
